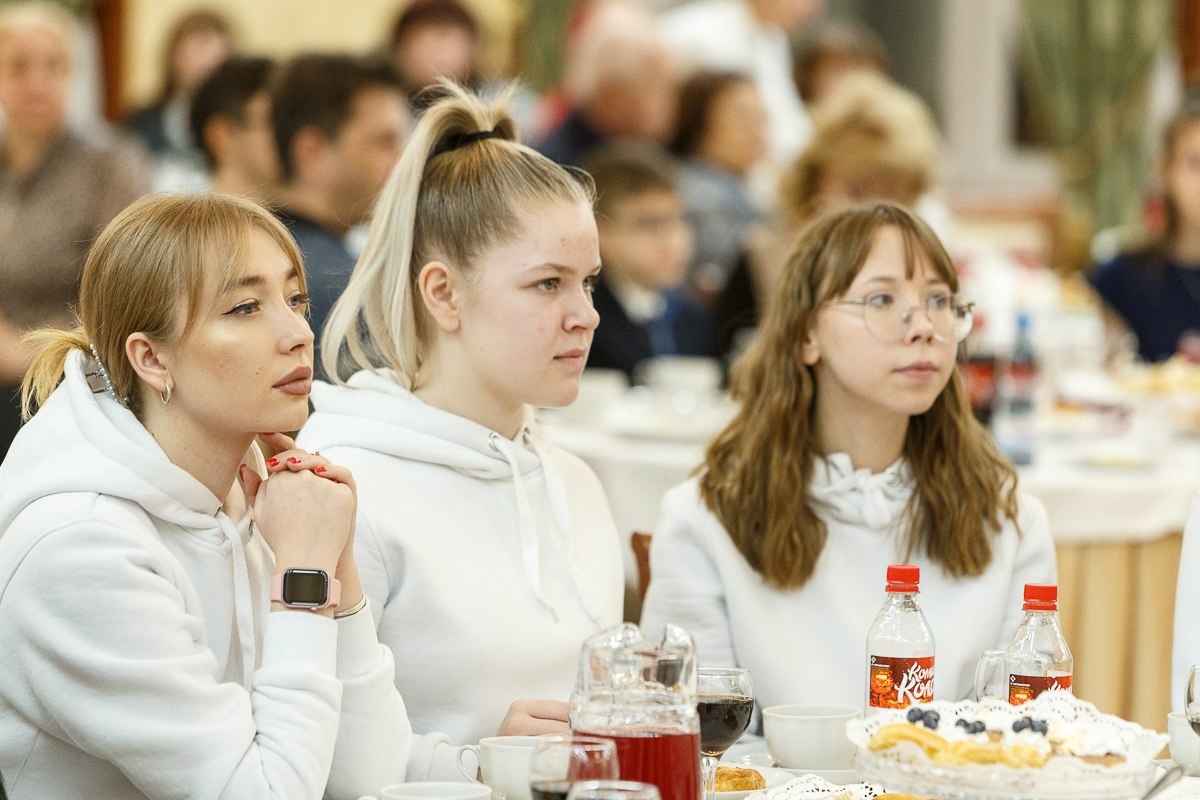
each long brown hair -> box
[700,202,1019,589]
[22,193,304,419]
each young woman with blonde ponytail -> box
[0,193,410,799]
[298,82,624,779]
[640,202,1057,711]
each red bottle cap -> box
[886,564,920,593]
[1023,583,1058,611]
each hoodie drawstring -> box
[526,432,601,627]
[489,432,558,622]
[219,513,258,688]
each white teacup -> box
[457,736,540,800]
[762,704,859,770]
[1168,711,1200,773]
[635,356,721,395]
[358,782,493,800]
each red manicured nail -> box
[314,466,328,474]
[286,457,301,464]
[265,457,279,467]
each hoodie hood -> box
[0,348,261,686]
[301,370,601,624]
[303,370,544,477]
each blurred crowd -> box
[0,0,1193,460]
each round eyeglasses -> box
[829,292,975,343]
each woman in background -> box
[669,70,767,304]
[1090,98,1200,363]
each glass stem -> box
[702,753,719,800]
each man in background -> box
[0,1,148,461]
[270,53,408,351]
[190,55,280,202]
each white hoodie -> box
[640,455,1057,711]
[298,371,625,780]
[0,350,411,800]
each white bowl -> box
[761,704,859,770]
[1169,711,1200,771]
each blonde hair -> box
[0,1,75,60]
[22,193,305,419]
[701,202,1018,589]
[321,81,595,385]
[778,73,939,229]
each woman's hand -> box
[496,699,570,736]
[240,435,354,585]
[242,432,366,613]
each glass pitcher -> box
[569,623,701,800]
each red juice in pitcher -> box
[575,728,701,800]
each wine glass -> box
[697,667,755,800]
[1186,665,1200,737]
[529,735,619,800]
[566,781,661,800]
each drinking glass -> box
[973,650,1008,702]
[528,735,619,800]
[1186,665,1200,737]
[565,781,661,800]
[697,667,754,800]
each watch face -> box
[282,569,329,607]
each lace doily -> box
[845,694,1169,800]
[748,774,882,800]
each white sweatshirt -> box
[640,454,1057,711]
[1171,493,1200,709]
[298,371,625,781]
[0,349,411,800]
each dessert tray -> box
[846,694,1169,800]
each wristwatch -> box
[270,568,341,611]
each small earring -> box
[160,381,172,405]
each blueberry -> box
[1013,717,1032,733]
[968,721,986,735]
[922,710,940,730]
[955,718,970,729]
[906,707,925,724]
[1030,719,1049,735]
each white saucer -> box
[716,762,794,800]
[737,753,859,785]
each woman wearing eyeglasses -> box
[640,202,1056,710]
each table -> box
[547,417,1200,734]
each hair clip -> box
[86,343,121,403]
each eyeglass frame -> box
[828,291,976,344]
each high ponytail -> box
[321,80,595,385]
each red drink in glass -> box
[576,729,701,800]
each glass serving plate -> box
[847,694,1168,800]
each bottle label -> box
[868,655,935,708]
[1008,673,1072,705]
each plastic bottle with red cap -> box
[1003,583,1073,704]
[865,564,935,712]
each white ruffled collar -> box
[807,452,913,530]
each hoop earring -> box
[160,381,172,405]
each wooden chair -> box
[631,531,653,602]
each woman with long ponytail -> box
[300,82,624,779]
